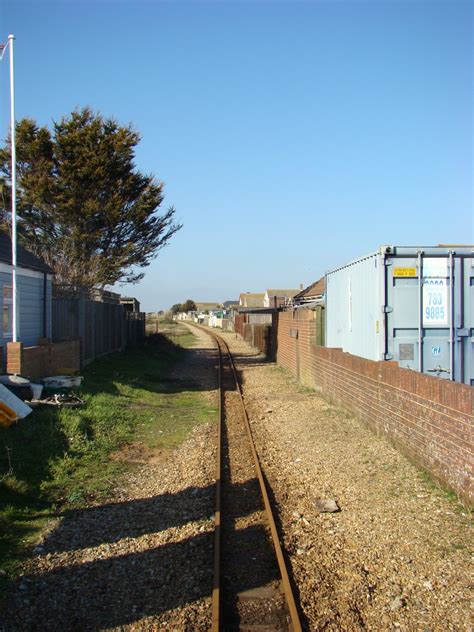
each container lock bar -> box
[427,366,451,376]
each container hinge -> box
[456,328,469,338]
[384,258,393,266]
[382,305,393,314]
[383,353,393,360]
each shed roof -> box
[294,276,325,300]
[0,232,52,273]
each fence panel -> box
[53,294,144,366]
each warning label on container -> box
[393,267,417,277]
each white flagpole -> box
[8,34,17,342]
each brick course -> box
[277,310,473,506]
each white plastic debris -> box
[42,375,83,388]
[0,383,32,419]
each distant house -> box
[195,302,221,312]
[263,288,299,308]
[293,277,325,307]
[222,300,239,310]
[239,293,265,308]
[0,232,53,349]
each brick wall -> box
[277,309,316,383]
[7,340,81,379]
[277,310,473,506]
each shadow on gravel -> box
[77,333,220,405]
[36,481,260,555]
[2,532,213,631]
[0,475,297,632]
[86,347,218,399]
[231,353,273,368]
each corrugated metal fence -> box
[52,295,145,365]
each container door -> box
[386,256,452,381]
[387,254,473,384]
[386,260,420,371]
[420,258,452,380]
[463,257,474,385]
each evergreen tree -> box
[0,108,181,291]
[181,299,197,312]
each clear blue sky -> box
[0,0,472,311]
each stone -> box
[390,596,406,610]
[314,498,340,513]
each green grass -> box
[0,322,216,601]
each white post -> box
[9,34,17,342]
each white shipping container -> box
[325,245,474,385]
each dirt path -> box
[1,327,471,631]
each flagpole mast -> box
[8,34,17,343]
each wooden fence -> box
[235,312,279,359]
[52,294,145,366]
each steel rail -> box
[211,337,222,632]
[189,324,302,632]
[219,334,302,632]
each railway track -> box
[189,324,302,632]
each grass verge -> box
[0,322,216,602]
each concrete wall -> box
[276,309,473,506]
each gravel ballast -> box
[1,326,471,631]
[218,330,472,631]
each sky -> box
[0,0,472,312]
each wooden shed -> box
[0,232,53,349]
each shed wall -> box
[0,270,52,350]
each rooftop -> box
[0,231,52,273]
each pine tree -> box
[0,108,181,291]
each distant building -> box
[239,293,265,308]
[263,288,299,308]
[222,300,239,310]
[292,277,325,307]
[195,302,221,312]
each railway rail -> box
[189,324,302,632]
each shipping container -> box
[325,245,474,385]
